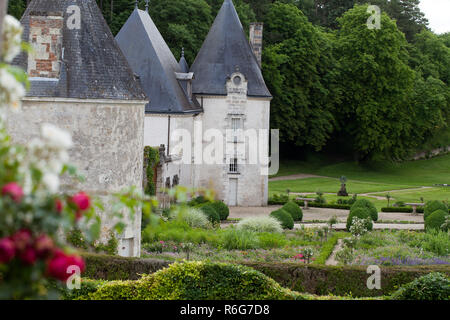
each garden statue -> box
[338,175,349,196]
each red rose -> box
[2,182,24,203]
[35,234,54,259]
[19,246,37,265]
[11,229,32,252]
[47,250,85,282]
[55,199,64,214]
[0,238,15,264]
[71,192,90,212]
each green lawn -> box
[272,153,450,187]
[269,177,415,194]
[269,154,450,207]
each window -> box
[229,158,238,173]
[231,118,241,131]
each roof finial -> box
[181,47,185,58]
[145,0,149,12]
[135,0,138,9]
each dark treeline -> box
[8,0,450,162]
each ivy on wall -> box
[144,146,160,196]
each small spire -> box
[135,0,138,9]
[145,0,149,12]
[181,47,185,58]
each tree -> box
[7,0,25,20]
[263,2,337,150]
[334,4,416,161]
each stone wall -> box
[6,97,145,257]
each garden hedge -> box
[197,204,221,224]
[424,200,448,220]
[210,201,230,221]
[282,201,303,221]
[351,199,378,221]
[425,209,449,231]
[268,199,351,210]
[82,254,450,298]
[270,209,294,229]
[82,261,300,300]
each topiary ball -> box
[197,204,220,224]
[425,209,449,232]
[188,195,209,207]
[346,207,373,231]
[282,201,303,221]
[424,200,448,220]
[209,201,230,220]
[270,209,294,230]
[350,199,378,221]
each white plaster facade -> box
[6,97,146,257]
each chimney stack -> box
[249,22,263,68]
[27,12,63,78]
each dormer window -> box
[175,72,194,101]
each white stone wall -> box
[144,114,197,188]
[194,74,271,206]
[6,97,146,257]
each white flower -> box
[2,15,23,63]
[42,172,60,193]
[0,68,25,109]
[41,124,73,149]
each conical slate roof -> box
[116,8,201,114]
[190,0,271,98]
[13,0,146,101]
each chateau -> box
[117,0,272,207]
[8,0,271,257]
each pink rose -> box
[35,234,54,259]
[0,238,15,264]
[71,192,90,211]
[11,229,32,252]
[55,199,64,214]
[2,182,24,203]
[47,250,85,282]
[19,246,37,265]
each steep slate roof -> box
[116,8,202,114]
[13,0,146,101]
[190,0,271,98]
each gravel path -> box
[229,206,424,223]
[326,239,344,266]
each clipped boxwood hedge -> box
[268,199,351,210]
[381,207,415,213]
[346,207,373,231]
[80,261,301,300]
[425,209,449,232]
[270,209,294,229]
[210,201,230,221]
[196,203,221,224]
[350,199,378,221]
[282,201,303,221]
[82,254,450,298]
[424,200,448,220]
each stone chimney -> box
[249,22,263,68]
[27,12,63,78]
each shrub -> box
[209,201,230,220]
[221,227,260,250]
[57,279,106,300]
[351,199,378,221]
[282,201,303,221]
[270,209,294,230]
[391,272,450,300]
[346,208,373,231]
[256,232,288,248]
[381,207,414,213]
[425,209,449,232]
[424,200,448,220]
[84,261,300,300]
[237,217,283,233]
[177,208,212,229]
[197,204,221,224]
[188,196,209,207]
